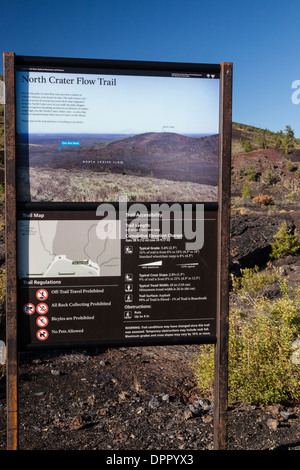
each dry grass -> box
[17,167,218,203]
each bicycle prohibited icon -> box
[36,289,48,301]
[36,316,49,328]
[36,303,48,315]
[23,303,35,315]
[36,329,49,341]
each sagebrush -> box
[190,265,300,405]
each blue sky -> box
[2,0,300,136]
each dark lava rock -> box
[230,211,295,273]
[1,346,299,451]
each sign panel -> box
[17,205,217,348]
[13,57,221,350]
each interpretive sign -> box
[8,55,224,350]
[4,53,232,450]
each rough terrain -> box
[1,342,300,451]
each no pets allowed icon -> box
[36,329,49,341]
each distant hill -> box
[230,123,300,201]
[101,132,218,161]
[19,132,219,186]
[232,122,300,160]
[11,123,300,196]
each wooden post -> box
[214,62,232,450]
[4,52,19,451]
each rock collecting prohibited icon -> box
[36,303,49,315]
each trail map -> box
[18,219,121,278]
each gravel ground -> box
[0,345,299,453]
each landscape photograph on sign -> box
[15,67,220,203]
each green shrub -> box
[269,280,300,336]
[283,126,295,154]
[190,267,300,406]
[255,130,268,149]
[274,135,282,148]
[228,310,299,405]
[270,222,300,259]
[286,159,294,171]
[231,264,281,303]
[244,165,257,181]
[241,182,251,199]
[261,169,276,185]
[190,312,300,405]
[242,140,253,152]
[190,344,215,396]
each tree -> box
[283,125,295,154]
[242,182,251,199]
[274,134,282,148]
[270,222,300,259]
[255,128,268,149]
[242,140,253,152]
[286,159,294,171]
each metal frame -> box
[4,52,18,450]
[214,62,232,450]
[4,53,232,450]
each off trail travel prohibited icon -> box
[36,303,48,315]
[36,329,49,341]
[36,289,48,301]
[23,303,35,315]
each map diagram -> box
[18,219,121,278]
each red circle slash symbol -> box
[36,289,48,301]
[36,316,49,327]
[37,303,48,315]
[36,329,49,341]
[23,303,35,315]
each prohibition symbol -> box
[37,303,48,315]
[36,289,48,301]
[36,329,49,341]
[23,303,35,315]
[36,316,49,327]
